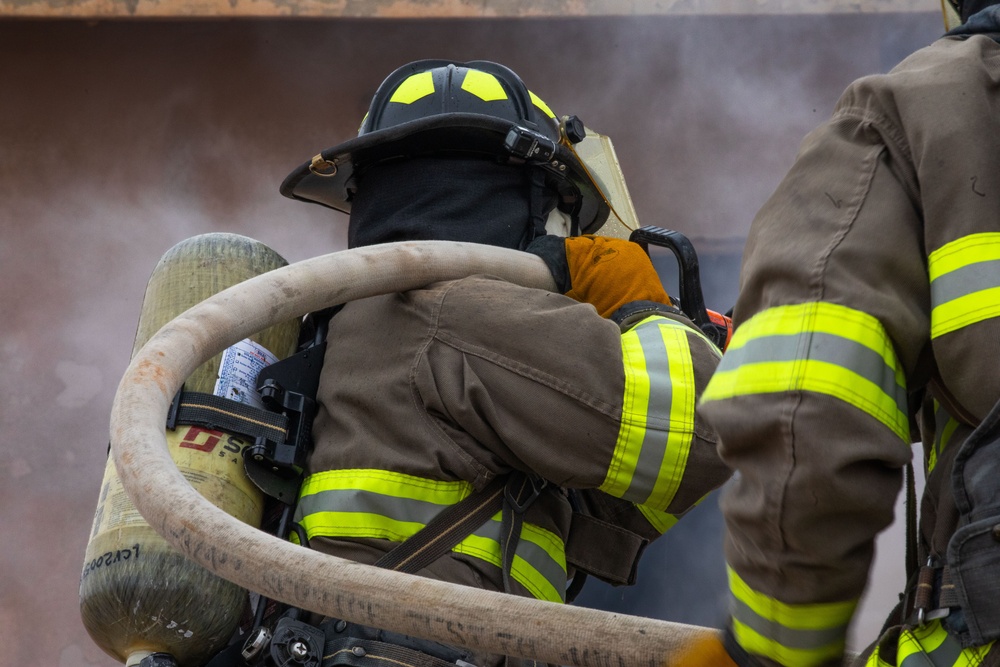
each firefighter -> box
[279,60,731,667]
[695,2,1000,667]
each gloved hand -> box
[526,234,671,319]
[671,632,740,667]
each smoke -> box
[1,12,940,666]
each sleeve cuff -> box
[610,300,686,331]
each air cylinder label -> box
[213,338,278,410]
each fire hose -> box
[109,240,718,667]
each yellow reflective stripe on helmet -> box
[729,566,856,667]
[389,71,436,104]
[529,91,556,119]
[295,469,566,602]
[702,302,909,442]
[460,70,507,102]
[601,316,697,512]
[929,233,1000,338]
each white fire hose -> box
[110,240,718,667]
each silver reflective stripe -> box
[625,320,676,504]
[296,487,439,525]
[730,597,849,652]
[931,259,1000,307]
[722,331,907,418]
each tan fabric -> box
[308,274,728,595]
[699,31,1000,646]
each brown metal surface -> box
[0,0,935,20]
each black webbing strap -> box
[168,390,289,444]
[373,472,545,590]
[499,473,545,594]
[373,476,508,574]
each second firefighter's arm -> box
[698,88,928,667]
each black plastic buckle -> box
[246,341,327,473]
[505,473,547,515]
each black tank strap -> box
[167,389,290,444]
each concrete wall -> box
[0,13,939,666]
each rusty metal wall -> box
[0,13,938,667]
[0,0,940,20]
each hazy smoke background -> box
[1,13,939,666]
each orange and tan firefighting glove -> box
[526,234,671,319]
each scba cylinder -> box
[80,233,300,666]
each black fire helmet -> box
[279,59,611,235]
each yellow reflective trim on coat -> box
[725,302,900,371]
[460,70,507,102]
[931,287,1000,338]
[729,567,856,631]
[604,325,652,498]
[637,504,679,533]
[454,522,565,603]
[529,91,556,118]
[707,359,909,441]
[295,468,567,603]
[928,233,1000,280]
[389,72,436,104]
[929,233,1000,338]
[864,620,994,667]
[732,619,845,667]
[299,510,424,543]
[702,303,908,442]
[300,468,473,505]
[601,316,698,511]
[644,325,695,511]
[729,567,856,667]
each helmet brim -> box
[280,113,610,234]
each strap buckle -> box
[504,472,547,514]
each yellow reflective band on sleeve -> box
[295,469,567,603]
[729,566,856,667]
[929,233,1000,338]
[637,504,679,534]
[529,91,556,118]
[702,302,909,442]
[389,72,436,104]
[460,70,507,102]
[601,316,697,512]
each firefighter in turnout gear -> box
[696,3,1000,667]
[279,60,731,667]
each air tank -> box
[80,233,300,666]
